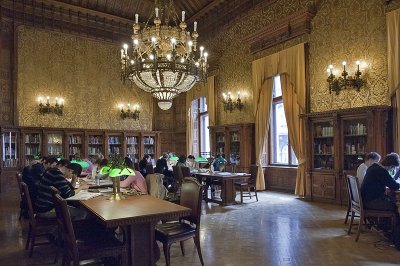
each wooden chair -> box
[181,166,191,178]
[155,177,204,266]
[344,173,359,224]
[20,182,56,257]
[146,163,155,174]
[224,164,235,173]
[346,175,397,241]
[235,164,259,204]
[172,166,184,194]
[16,173,25,221]
[52,193,127,266]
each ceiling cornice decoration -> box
[243,6,316,54]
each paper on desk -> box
[67,191,102,201]
[234,173,248,175]
[216,172,232,176]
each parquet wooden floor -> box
[1,183,399,266]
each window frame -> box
[268,77,298,167]
[192,97,209,157]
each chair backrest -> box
[180,177,203,225]
[172,166,183,181]
[249,164,258,185]
[53,193,79,264]
[16,173,23,194]
[347,175,363,212]
[181,166,191,178]
[146,173,167,199]
[20,182,36,227]
[224,164,235,173]
[146,164,154,174]
[133,162,140,171]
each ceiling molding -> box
[243,6,316,54]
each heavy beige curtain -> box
[186,76,215,155]
[252,43,306,195]
[387,9,400,151]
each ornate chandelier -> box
[120,0,208,110]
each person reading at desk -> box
[119,157,148,194]
[35,162,89,220]
[361,152,400,212]
[356,152,381,185]
[186,155,196,168]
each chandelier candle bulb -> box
[46,96,50,104]
[342,61,346,71]
[55,97,59,105]
[356,60,360,71]
[194,21,197,32]
[120,0,208,110]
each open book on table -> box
[67,190,102,201]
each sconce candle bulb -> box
[120,103,140,120]
[39,96,64,116]
[327,60,366,94]
[223,91,244,112]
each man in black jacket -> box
[361,152,400,211]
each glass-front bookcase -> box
[107,134,122,156]
[23,132,41,166]
[46,133,64,157]
[2,130,19,168]
[216,132,225,155]
[143,135,155,158]
[313,121,334,170]
[67,133,83,158]
[126,134,139,163]
[87,133,104,159]
[342,118,368,171]
[229,130,240,165]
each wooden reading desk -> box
[79,195,191,266]
[195,172,250,206]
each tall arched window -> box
[270,75,298,166]
[191,97,210,157]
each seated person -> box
[35,162,89,219]
[213,154,227,171]
[139,155,151,177]
[176,155,186,167]
[356,152,381,185]
[120,171,148,194]
[186,155,196,168]
[154,158,174,188]
[361,152,400,212]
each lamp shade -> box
[195,156,208,162]
[71,160,90,169]
[158,101,173,110]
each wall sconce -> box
[38,96,64,116]
[119,104,140,120]
[222,92,244,112]
[326,60,366,95]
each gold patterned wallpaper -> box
[17,26,153,130]
[205,0,390,125]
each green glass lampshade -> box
[195,156,208,162]
[100,166,135,177]
[169,156,179,161]
[100,166,111,174]
[71,160,90,169]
